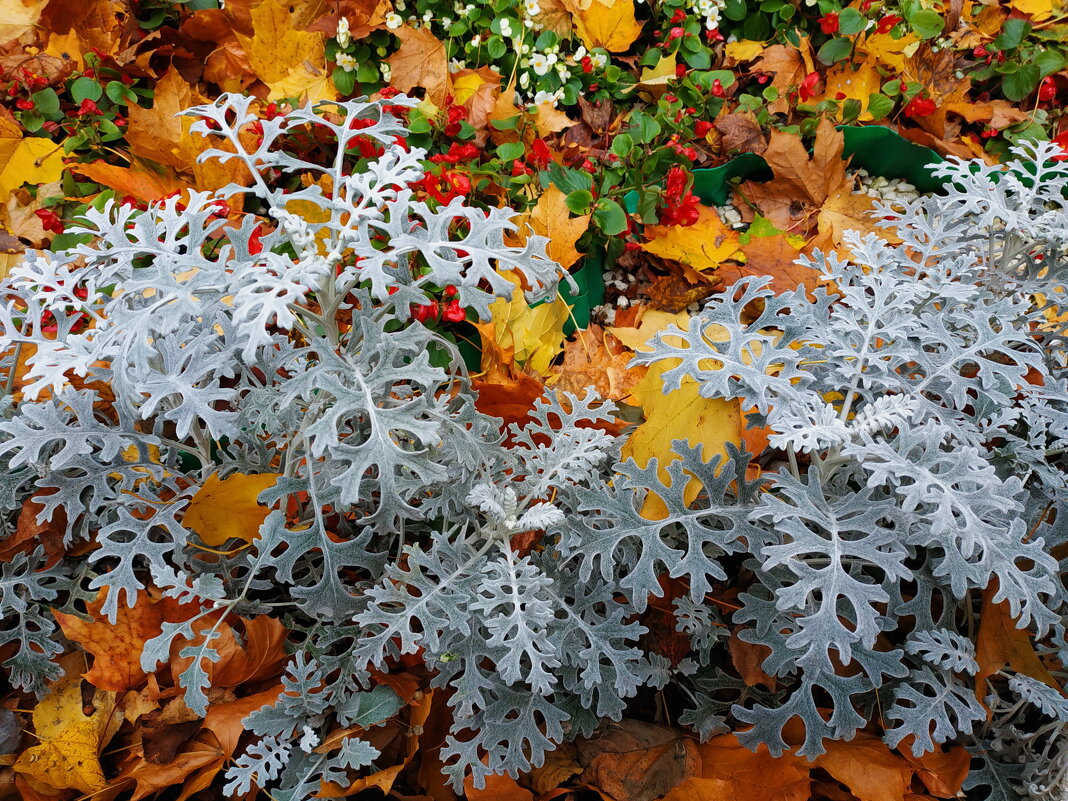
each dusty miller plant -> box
[0,89,1066,800]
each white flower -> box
[590,52,607,69]
[380,63,391,80]
[449,58,466,72]
[557,66,571,81]
[524,17,534,26]
[574,45,587,60]
[499,18,513,36]
[524,0,541,14]
[545,51,558,66]
[470,33,481,46]
[385,11,403,28]
[336,16,351,48]
[335,52,357,72]
[533,89,559,106]
[441,16,451,25]
[422,9,432,21]
[530,53,550,75]
[519,71,531,88]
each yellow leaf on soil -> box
[641,206,744,277]
[565,0,643,52]
[184,472,282,546]
[13,671,118,794]
[508,184,590,269]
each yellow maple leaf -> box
[0,117,65,198]
[1011,0,1052,20]
[184,472,283,547]
[612,312,743,514]
[637,52,679,99]
[0,0,48,45]
[565,0,643,52]
[236,0,336,103]
[859,31,919,74]
[508,185,590,269]
[483,272,570,376]
[640,206,745,277]
[819,59,882,121]
[13,671,118,794]
[725,39,766,62]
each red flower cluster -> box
[34,208,65,234]
[658,165,700,227]
[430,142,481,164]
[903,95,936,118]
[410,170,472,205]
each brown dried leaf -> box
[577,720,700,801]
[386,24,449,105]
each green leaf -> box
[629,111,661,143]
[565,189,593,215]
[332,67,356,96]
[611,133,634,157]
[592,198,628,236]
[908,9,944,39]
[31,88,60,118]
[995,18,1031,50]
[1035,49,1066,78]
[547,162,594,194]
[866,92,894,119]
[20,111,44,132]
[817,37,853,64]
[496,141,525,161]
[70,76,103,103]
[837,7,866,35]
[1002,63,1041,100]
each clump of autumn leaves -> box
[1,0,1067,798]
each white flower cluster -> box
[686,0,726,30]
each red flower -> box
[411,302,439,323]
[15,98,33,110]
[442,298,465,323]
[1052,130,1068,161]
[903,95,936,118]
[668,26,685,40]
[695,120,714,137]
[670,8,686,23]
[798,71,820,102]
[248,225,264,255]
[675,63,688,78]
[581,56,593,73]
[74,98,101,116]
[529,138,552,168]
[818,12,839,34]
[659,165,700,227]
[876,14,903,33]
[1039,76,1057,102]
[711,78,725,97]
[34,208,65,234]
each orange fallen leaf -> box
[813,732,914,801]
[508,184,590,269]
[386,24,449,106]
[183,471,282,546]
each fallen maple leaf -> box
[813,732,915,801]
[234,0,335,102]
[548,324,645,402]
[563,0,643,52]
[12,669,119,794]
[53,590,190,691]
[386,24,449,106]
[577,720,700,801]
[641,206,745,282]
[974,586,1065,703]
[0,116,66,199]
[508,184,590,269]
[183,471,282,546]
[662,732,810,801]
[0,0,48,45]
[481,272,570,376]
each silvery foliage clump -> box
[564,141,1068,798]
[0,93,646,796]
